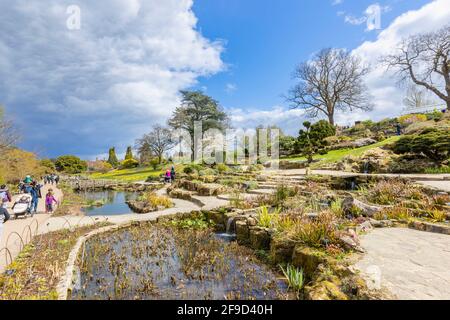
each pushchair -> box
[12,194,33,219]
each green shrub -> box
[183,164,204,174]
[120,158,139,169]
[393,129,450,162]
[40,159,56,172]
[148,158,160,170]
[55,155,87,174]
[426,110,444,122]
[216,163,229,173]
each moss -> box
[305,280,349,300]
[291,246,327,277]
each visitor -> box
[24,175,33,184]
[0,201,11,242]
[45,189,58,213]
[170,166,176,182]
[396,123,402,136]
[48,174,54,185]
[30,181,41,215]
[44,175,48,184]
[55,174,60,185]
[0,185,12,209]
[165,169,172,183]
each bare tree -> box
[135,125,175,164]
[0,106,19,155]
[383,25,450,111]
[287,48,373,126]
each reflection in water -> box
[80,191,138,216]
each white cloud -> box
[231,0,450,131]
[344,0,450,125]
[225,83,237,94]
[344,15,367,25]
[0,0,224,157]
[229,107,306,136]
[332,0,343,5]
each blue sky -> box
[0,0,448,159]
[192,0,430,109]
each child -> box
[45,189,58,213]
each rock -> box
[197,183,225,196]
[357,220,373,233]
[270,238,296,264]
[408,221,450,235]
[352,138,377,148]
[305,213,319,220]
[205,210,227,228]
[246,217,258,227]
[292,246,326,277]
[126,201,154,214]
[339,235,365,253]
[304,280,348,300]
[249,227,271,250]
[236,220,250,245]
[343,196,383,217]
[168,188,193,201]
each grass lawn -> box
[90,166,164,182]
[89,163,187,182]
[283,136,401,167]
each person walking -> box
[55,174,60,185]
[45,189,58,213]
[0,185,12,209]
[29,181,40,215]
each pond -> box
[71,223,291,300]
[80,190,138,216]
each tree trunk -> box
[328,114,335,126]
[446,99,450,111]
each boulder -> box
[343,196,383,217]
[249,227,271,250]
[357,220,373,233]
[339,235,365,253]
[126,201,154,214]
[236,220,250,244]
[352,138,377,148]
[197,183,225,196]
[304,280,348,300]
[270,238,296,264]
[292,246,326,277]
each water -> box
[80,190,138,216]
[71,224,290,300]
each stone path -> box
[262,169,450,192]
[417,180,450,192]
[355,227,450,300]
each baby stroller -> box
[12,194,33,219]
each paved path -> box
[264,168,450,181]
[417,180,450,192]
[355,228,450,300]
[262,169,450,192]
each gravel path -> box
[355,227,450,300]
